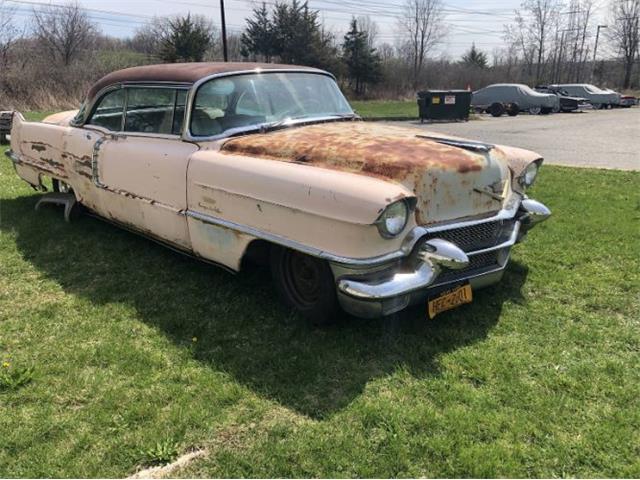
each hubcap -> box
[284,252,322,307]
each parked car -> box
[619,95,638,107]
[535,85,590,112]
[552,84,618,109]
[0,110,11,144]
[472,83,560,116]
[3,63,550,323]
[600,88,622,107]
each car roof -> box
[86,62,328,102]
[484,83,528,88]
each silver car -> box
[553,84,618,109]
[472,84,559,115]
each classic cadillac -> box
[3,62,550,323]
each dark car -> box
[535,85,590,112]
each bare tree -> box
[507,0,564,83]
[0,0,18,68]
[357,15,379,50]
[608,0,640,88]
[32,1,96,66]
[398,0,445,88]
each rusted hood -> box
[222,122,513,225]
[222,121,487,177]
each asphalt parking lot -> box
[390,108,640,170]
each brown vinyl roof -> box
[87,62,327,101]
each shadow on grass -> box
[2,195,529,418]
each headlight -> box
[518,161,540,189]
[376,201,409,238]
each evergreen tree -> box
[461,43,488,69]
[240,0,338,70]
[160,14,212,62]
[342,18,381,95]
[241,3,274,61]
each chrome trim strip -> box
[91,137,107,188]
[186,209,404,267]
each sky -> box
[2,0,613,58]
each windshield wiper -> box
[259,113,360,134]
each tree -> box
[159,14,213,63]
[32,1,96,66]
[240,1,338,70]
[398,0,446,88]
[357,15,379,50]
[342,18,381,95]
[507,0,563,83]
[241,2,274,61]
[462,43,488,68]
[608,0,640,89]
[0,0,18,68]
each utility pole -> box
[220,0,228,62]
[591,24,607,80]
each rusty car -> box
[3,62,551,323]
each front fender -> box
[186,149,416,269]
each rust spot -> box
[31,144,47,152]
[221,122,485,183]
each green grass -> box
[1,114,639,477]
[350,100,418,119]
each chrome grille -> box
[424,219,514,252]
[435,250,501,284]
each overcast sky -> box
[4,0,612,58]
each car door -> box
[66,86,198,250]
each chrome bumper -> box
[334,197,550,318]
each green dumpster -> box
[417,90,471,122]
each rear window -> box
[87,87,188,134]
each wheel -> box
[541,107,552,115]
[489,103,505,117]
[528,106,542,115]
[507,103,520,116]
[0,133,7,145]
[52,179,73,194]
[592,103,603,110]
[270,246,341,325]
[552,104,561,113]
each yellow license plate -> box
[428,284,472,319]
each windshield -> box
[190,72,354,137]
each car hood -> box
[221,121,533,225]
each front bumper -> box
[334,197,550,318]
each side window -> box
[88,89,124,131]
[125,88,176,134]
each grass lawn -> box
[1,114,639,477]
[350,100,418,119]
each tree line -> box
[0,0,638,110]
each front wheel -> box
[270,246,341,325]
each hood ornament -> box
[416,135,495,153]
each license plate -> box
[428,284,472,319]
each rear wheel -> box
[528,106,542,115]
[507,103,520,116]
[552,104,561,113]
[270,246,341,325]
[489,102,505,117]
[0,133,7,145]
